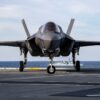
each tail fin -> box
[66,18,75,35]
[22,19,31,38]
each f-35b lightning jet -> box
[0,18,100,74]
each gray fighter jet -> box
[0,18,100,74]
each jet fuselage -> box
[26,22,75,59]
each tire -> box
[75,61,80,71]
[19,61,24,72]
[47,65,56,74]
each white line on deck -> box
[87,94,100,97]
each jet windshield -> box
[39,22,62,33]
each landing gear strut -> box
[72,49,80,71]
[19,48,28,72]
[47,58,56,74]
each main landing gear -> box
[72,49,80,71]
[75,60,80,71]
[19,48,28,72]
[19,60,27,72]
[19,61,24,72]
[47,58,56,74]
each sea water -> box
[0,61,100,69]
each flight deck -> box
[0,69,100,100]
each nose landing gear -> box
[47,64,56,74]
[47,58,56,74]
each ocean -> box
[0,61,100,69]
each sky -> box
[0,0,100,61]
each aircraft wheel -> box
[47,65,56,74]
[19,61,24,72]
[75,61,80,71]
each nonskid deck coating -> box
[0,69,100,100]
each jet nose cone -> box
[37,31,61,56]
[41,36,61,50]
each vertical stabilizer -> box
[66,18,75,35]
[22,19,31,38]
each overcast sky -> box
[0,0,100,61]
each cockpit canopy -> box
[39,22,63,33]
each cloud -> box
[0,0,100,61]
[0,5,20,19]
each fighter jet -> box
[0,18,100,74]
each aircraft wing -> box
[74,40,100,48]
[0,40,25,47]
